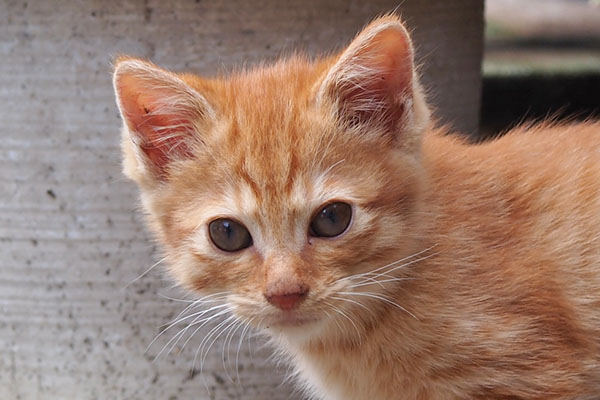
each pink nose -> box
[265,288,308,310]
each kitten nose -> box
[265,287,309,310]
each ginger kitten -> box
[113,15,600,399]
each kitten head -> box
[113,16,430,342]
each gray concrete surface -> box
[0,1,483,399]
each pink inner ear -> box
[117,74,193,173]
[369,28,413,94]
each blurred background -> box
[482,0,600,135]
[0,0,598,399]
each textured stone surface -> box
[0,1,483,399]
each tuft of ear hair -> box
[113,58,214,183]
[317,15,429,144]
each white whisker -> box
[162,292,229,327]
[323,300,362,342]
[349,277,414,288]
[323,309,344,335]
[157,293,196,303]
[147,303,229,353]
[330,295,376,317]
[195,315,238,378]
[222,318,245,383]
[367,252,438,282]
[154,306,232,361]
[338,291,418,320]
[333,244,437,286]
[159,291,228,304]
[174,307,233,357]
[124,256,167,288]
[236,317,255,384]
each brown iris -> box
[208,218,253,252]
[310,202,352,238]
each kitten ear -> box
[113,58,214,182]
[317,16,429,142]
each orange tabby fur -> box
[113,15,600,400]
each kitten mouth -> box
[265,311,318,328]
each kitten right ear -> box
[113,58,214,183]
[317,16,429,146]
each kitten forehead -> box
[187,158,360,249]
[235,159,357,222]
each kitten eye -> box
[208,218,253,252]
[310,202,352,238]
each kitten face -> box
[114,16,429,342]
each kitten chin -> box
[114,13,600,400]
[264,315,325,341]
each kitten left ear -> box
[317,16,429,142]
[113,58,214,184]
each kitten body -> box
[113,16,600,400]
[284,122,600,400]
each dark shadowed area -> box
[482,0,600,136]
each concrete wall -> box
[0,1,483,399]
